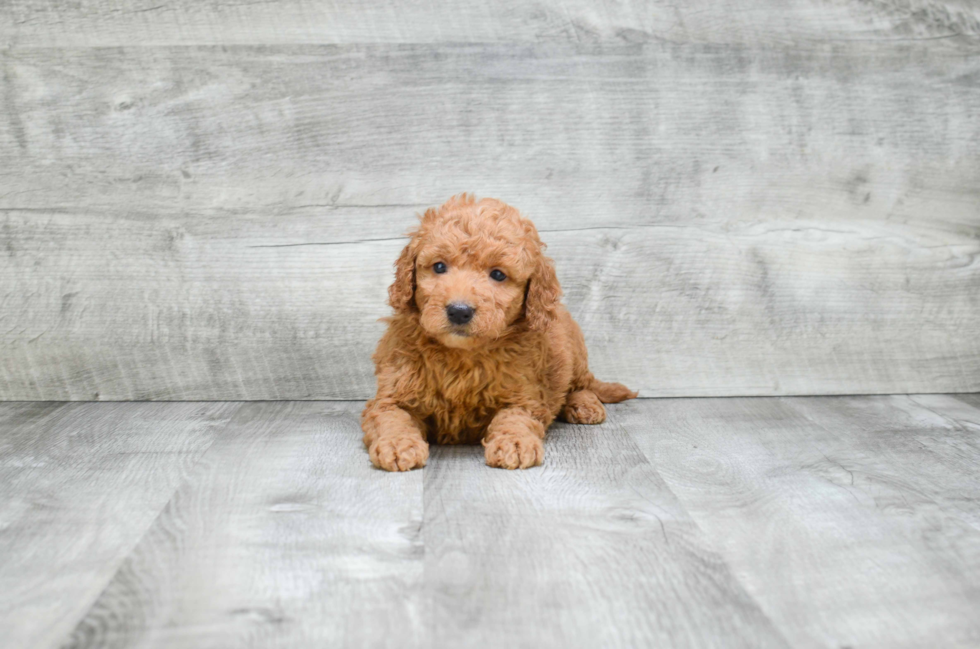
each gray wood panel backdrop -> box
[1,1,979,400]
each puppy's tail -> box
[589,378,639,403]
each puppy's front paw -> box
[484,434,543,470]
[562,390,606,425]
[369,434,429,472]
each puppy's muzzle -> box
[446,302,475,326]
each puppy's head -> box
[389,194,561,348]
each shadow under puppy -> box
[362,194,637,471]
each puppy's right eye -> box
[433,262,448,274]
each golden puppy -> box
[362,194,637,471]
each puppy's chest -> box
[419,355,526,443]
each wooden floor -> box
[2,396,979,648]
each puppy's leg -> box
[362,403,428,472]
[561,389,606,425]
[484,407,545,469]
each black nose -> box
[446,302,475,326]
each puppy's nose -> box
[446,302,475,326]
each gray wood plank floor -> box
[1,396,978,648]
[0,402,238,649]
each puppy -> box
[362,194,637,471]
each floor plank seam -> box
[52,402,249,649]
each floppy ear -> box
[388,237,418,313]
[525,254,562,331]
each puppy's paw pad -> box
[484,434,543,470]
[370,435,429,472]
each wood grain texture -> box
[626,395,980,649]
[2,0,979,46]
[1,42,978,399]
[65,402,425,649]
[2,397,979,647]
[0,401,237,649]
[422,413,789,648]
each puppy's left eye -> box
[489,269,507,282]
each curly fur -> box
[362,194,637,471]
